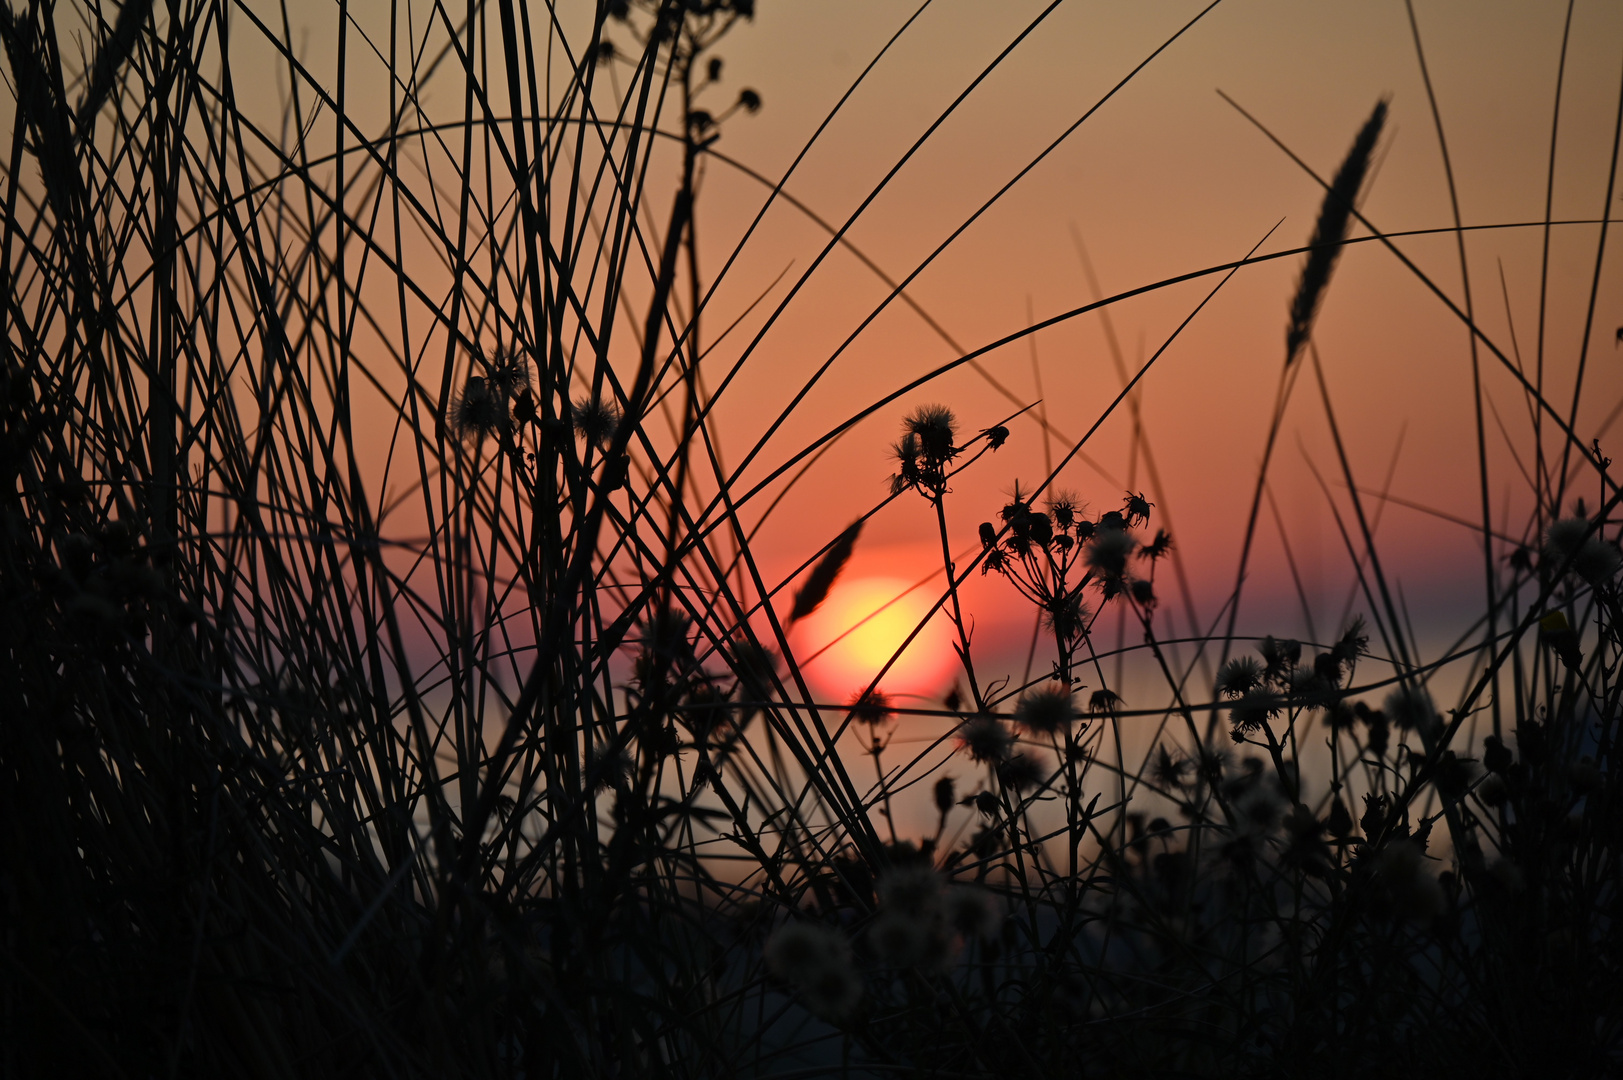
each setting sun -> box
[796,575,955,702]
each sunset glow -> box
[796,575,955,702]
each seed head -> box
[482,347,531,399]
[1215,657,1264,698]
[1014,683,1077,736]
[452,376,511,441]
[571,395,622,449]
[1085,528,1136,578]
[764,922,861,1020]
[958,717,1012,764]
[1088,688,1121,716]
[1383,684,1440,735]
[1229,689,1279,736]
[997,751,1045,792]
[904,404,958,463]
[848,687,894,727]
[1545,517,1622,586]
[1047,491,1079,529]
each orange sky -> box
[245,0,1622,696]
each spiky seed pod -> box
[1285,98,1388,365]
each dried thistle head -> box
[1544,517,1622,586]
[958,716,1013,764]
[452,376,511,441]
[1014,683,1076,736]
[848,687,894,727]
[481,346,531,399]
[571,395,622,449]
[904,404,958,463]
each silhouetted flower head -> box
[1384,684,1440,735]
[482,347,531,399]
[572,395,621,449]
[764,922,861,1021]
[1088,688,1121,716]
[958,717,1013,764]
[905,404,958,462]
[1259,636,1301,675]
[1085,528,1136,578]
[848,687,894,727]
[452,376,511,441]
[1544,517,1622,585]
[1216,657,1264,698]
[1047,491,1079,529]
[1229,689,1280,737]
[997,751,1045,792]
[737,87,762,113]
[1015,683,1077,736]
[1139,528,1173,561]
[944,887,999,940]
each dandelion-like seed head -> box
[848,687,894,727]
[1085,528,1136,578]
[1545,517,1622,586]
[1124,491,1154,525]
[1215,656,1264,698]
[876,862,942,915]
[482,347,531,399]
[452,376,511,441]
[1047,490,1080,529]
[958,716,1013,764]
[1258,636,1302,674]
[1229,689,1279,736]
[1152,745,1191,789]
[571,395,622,449]
[1383,684,1440,734]
[1331,615,1369,667]
[1014,683,1077,736]
[765,921,848,983]
[869,911,934,967]
[904,404,958,463]
[997,751,1045,792]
